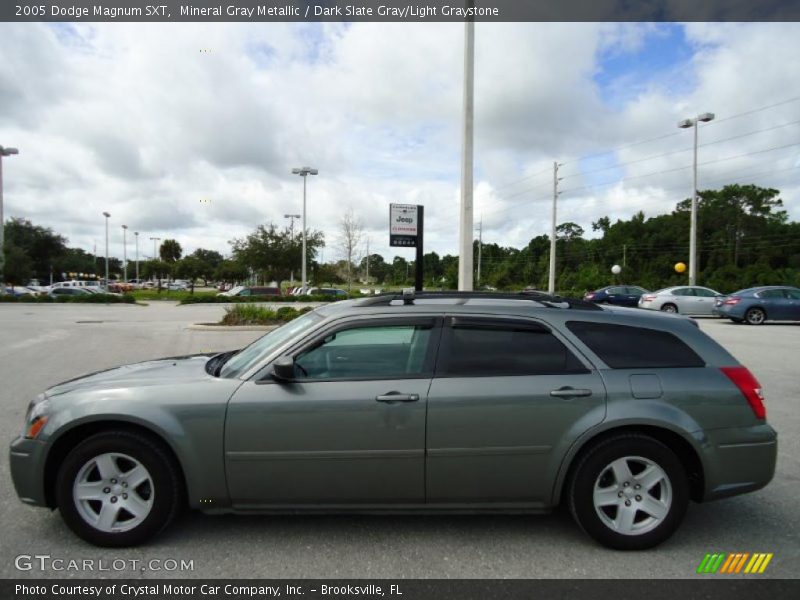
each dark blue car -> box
[713,286,800,325]
[583,285,649,307]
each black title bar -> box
[3,0,800,23]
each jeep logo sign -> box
[390,203,420,248]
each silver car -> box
[639,286,723,315]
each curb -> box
[186,324,279,332]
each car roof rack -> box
[355,289,602,311]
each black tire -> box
[55,430,182,547]
[660,303,678,314]
[568,434,689,550]
[744,307,766,325]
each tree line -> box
[2,184,798,294]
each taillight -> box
[724,297,741,305]
[585,293,595,300]
[641,294,656,302]
[721,366,766,419]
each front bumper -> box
[698,424,777,501]
[9,436,49,507]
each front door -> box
[225,317,439,507]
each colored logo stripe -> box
[698,553,773,574]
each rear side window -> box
[566,321,705,369]
[437,320,588,377]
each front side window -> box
[566,321,705,368]
[436,321,588,377]
[294,323,434,380]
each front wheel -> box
[56,430,182,547]
[568,434,689,550]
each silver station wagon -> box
[10,291,777,549]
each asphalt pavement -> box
[0,303,797,579]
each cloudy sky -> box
[1,21,798,264]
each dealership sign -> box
[390,204,419,247]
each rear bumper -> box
[697,424,777,501]
[9,436,49,507]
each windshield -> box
[218,310,324,379]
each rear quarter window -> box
[566,321,705,368]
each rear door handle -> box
[376,392,419,403]
[550,387,592,398]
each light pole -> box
[0,145,20,289]
[458,13,475,291]
[291,167,318,293]
[284,213,301,285]
[102,212,111,291]
[134,231,139,281]
[121,225,128,282]
[678,112,715,286]
[149,237,160,283]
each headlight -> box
[23,395,50,439]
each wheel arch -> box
[43,420,188,509]
[553,424,705,506]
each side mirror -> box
[271,356,296,382]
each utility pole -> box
[548,162,562,294]
[284,213,301,285]
[623,244,627,268]
[134,232,139,281]
[476,217,482,288]
[457,12,475,291]
[121,225,128,282]
[365,237,370,286]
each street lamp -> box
[0,145,20,289]
[291,167,318,293]
[102,212,111,291]
[121,225,128,282]
[134,231,139,281]
[678,112,715,285]
[284,213,301,286]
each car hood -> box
[45,354,215,397]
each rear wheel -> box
[660,303,678,314]
[745,307,766,325]
[569,434,689,550]
[56,430,182,547]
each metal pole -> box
[690,122,698,286]
[134,232,139,281]
[457,17,475,291]
[301,175,307,293]
[548,162,559,294]
[103,214,110,292]
[0,155,4,288]
[415,206,424,292]
[366,237,370,285]
[122,225,128,282]
[476,216,482,287]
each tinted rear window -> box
[566,321,705,368]
[437,321,588,377]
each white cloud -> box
[0,21,797,265]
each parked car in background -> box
[48,287,94,298]
[10,291,776,549]
[2,286,37,297]
[584,285,649,307]
[713,286,800,325]
[639,286,723,315]
[218,286,282,298]
[307,287,348,298]
[167,280,189,291]
[49,280,102,292]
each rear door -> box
[425,316,606,505]
[784,288,800,319]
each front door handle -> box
[550,387,592,398]
[376,392,419,403]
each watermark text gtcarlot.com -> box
[15,554,194,572]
